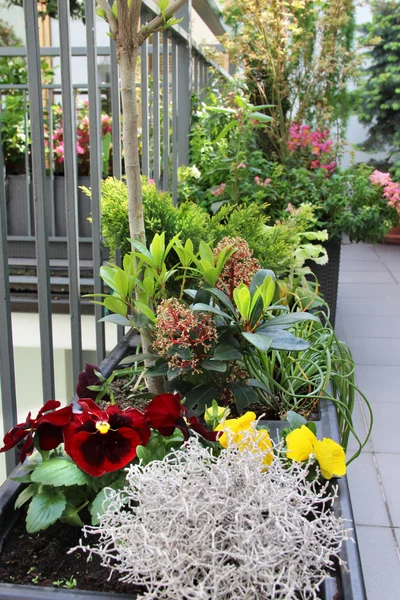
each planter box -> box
[307,237,341,328]
[0,330,366,599]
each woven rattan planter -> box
[308,237,342,327]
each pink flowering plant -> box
[45,101,113,176]
[287,123,337,175]
[369,169,400,215]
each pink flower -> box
[211,183,226,197]
[237,163,246,169]
[148,178,155,185]
[310,160,320,169]
[255,176,271,187]
[76,143,85,155]
[263,178,271,186]
[254,176,261,185]
[370,170,392,187]
[320,161,337,174]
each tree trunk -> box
[119,46,146,245]
[119,44,165,395]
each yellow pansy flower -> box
[286,425,316,462]
[313,438,346,480]
[286,425,346,480]
[204,403,230,426]
[215,412,273,466]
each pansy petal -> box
[314,439,334,479]
[36,422,64,451]
[37,400,61,417]
[322,438,346,477]
[286,425,316,462]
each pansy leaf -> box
[14,483,39,510]
[286,410,308,431]
[31,457,90,487]
[26,488,66,533]
[90,475,127,526]
[61,502,84,527]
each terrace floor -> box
[336,241,400,600]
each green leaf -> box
[100,314,132,326]
[241,331,273,352]
[286,411,307,431]
[306,422,317,435]
[199,241,214,265]
[31,458,90,487]
[267,328,310,351]
[100,265,118,290]
[207,287,236,316]
[261,313,319,329]
[249,269,276,295]
[191,302,231,320]
[15,484,39,509]
[214,343,242,361]
[104,296,128,317]
[90,476,127,526]
[247,378,272,395]
[26,489,66,533]
[134,301,156,322]
[202,267,220,287]
[201,360,227,372]
[228,382,258,411]
[184,384,218,416]
[61,503,84,527]
[114,269,129,298]
[150,233,165,268]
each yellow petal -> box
[257,429,274,466]
[313,439,333,479]
[322,438,346,477]
[286,425,316,462]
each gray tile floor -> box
[336,242,400,600]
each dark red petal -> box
[19,433,34,463]
[145,393,184,433]
[37,400,61,418]
[65,428,141,477]
[37,404,73,427]
[36,422,64,451]
[0,427,28,453]
[76,364,109,401]
[188,416,219,442]
[78,399,107,420]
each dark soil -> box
[0,510,145,596]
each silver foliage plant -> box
[73,437,349,600]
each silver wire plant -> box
[73,436,349,600]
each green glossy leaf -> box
[184,384,218,416]
[199,241,214,265]
[207,287,236,316]
[134,301,156,322]
[247,378,273,395]
[114,269,129,298]
[26,489,66,533]
[306,422,317,435]
[214,343,242,361]
[100,314,132,326]
[104,296,128,317]
[201,360,227,372]
[249,270,276,295]
[242,331,273,352]
[31,458,90,487]
[267,328,310,351]
[118,352,159,365]
[228,382,258,411]
[261,313,319,329]
[191,303,231,320]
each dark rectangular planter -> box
[0,330,366,599]
[307,237,342,328]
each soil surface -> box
[0,510,145,596]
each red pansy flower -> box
[63,399,151,477]
[0,400,73,463]
[76,363,109,401]
[144,393,218,442]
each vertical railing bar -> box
[194,55,198,94]
[153,31,161,189]
[47,91,56,237]
[23,90,32,237]
[85,0,106,364]
[0,111,18,475]
[58,0,82,384]
[162,30,170,191]
[109,3,124,342]
[24,0,55,402]
[141,12,150,178]
[171,37,179,204]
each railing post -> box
[24,0,55,403]
[176,0,192,168]
[58,0,83,385]
[85,0,106,365]
[0,111,18,474]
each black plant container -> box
[308,237,342,328]
[0,330,366,599]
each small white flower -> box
[191,165,201,179]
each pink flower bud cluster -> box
[288,123,337,174]
[214,237,260,300]
[211,183,226,197]
[370,170,400,213]
[153,299,218,374]
[254,176,271,187]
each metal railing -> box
[0,0,230,474]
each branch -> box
[137,0,187,46]
[96,0,118,36]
